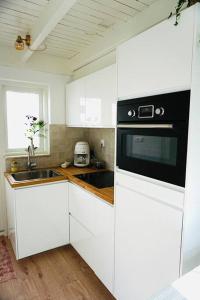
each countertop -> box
[151,265,200,300]
[5,166,114,205]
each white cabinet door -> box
[117,7,194,100]
[66,65,116,128]
[15,182,69,259]
[66,78,85,127]
[69,183,114,293]
[5,180,17,257]
[70,215,95,270]
[115,184,183,300]
[85,65,116,128]
[69,182,95,231]
[92,197,114,292]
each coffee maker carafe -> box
[74,141,90,167]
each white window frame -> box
[2,83,49,156]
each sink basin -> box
[11,169,62,182]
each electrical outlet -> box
[100,139,105,148]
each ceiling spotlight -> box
[15,34,46,52]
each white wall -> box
[0,45,71,76]
[0,65,70,124]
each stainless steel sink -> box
[11,169,62,182]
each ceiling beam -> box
[22,0,77,63]
[69,0,177,72]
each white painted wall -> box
[0,65,70,124]
[0,45,71,76]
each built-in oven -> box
[117,90,190,187]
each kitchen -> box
[0,0,200,299]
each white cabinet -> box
[66,64,116,128]
[69,182,114,293]
[66,78,85,127]
[6,181,69,259]
[84,65,116,127]
[5,180,17,257]
[114,172,184,300]
[117,7,194,100]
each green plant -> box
[169,0,199,25]
[25,115,46,145]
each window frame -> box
[2,83,49,156]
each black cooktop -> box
[74,171,114,189]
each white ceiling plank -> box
[0,2,40,17]
[23,0,48,6]
[69,0,177,72]
[0,22,27,33]
[49,32,91,45]
[76,0,130,22]
[0,5,38,19]
[0,16,32,32]
[21,0,78,62]
[69,6,118,24]
[113,0,147,11]
[0,13,34,26]
[60,17,106,33]
[47,36,90,48]
[91,0,137,16]
[3,0,45,13]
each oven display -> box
[138,105,154,118]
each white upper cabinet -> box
[66,78,85,127]
[66,64,116,128]
[117,7,195,100]
[84,64,116,127]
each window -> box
[4,85,49,156]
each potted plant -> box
[170,0,199,25]
[25,115,46,153]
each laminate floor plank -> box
[0,238,115,300]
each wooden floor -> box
[0,239,115,300]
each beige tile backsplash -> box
[85,128,115,170]
[6,125,115,171]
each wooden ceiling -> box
[0,0,157,61]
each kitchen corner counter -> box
[5,166,114,205]
[56,166,114,205]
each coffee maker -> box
[74,141,90,167]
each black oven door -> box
[117,123,188,187]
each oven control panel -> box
[117,90,190,123]
[127,105,165,118]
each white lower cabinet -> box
[70,215,95,270]
[69,182,114,293]
[5,180,69,259]
[114,174,184,300]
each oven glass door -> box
[117,124,188,187]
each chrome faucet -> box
[27,144,37,170]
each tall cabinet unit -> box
[115,173,184,300]
[115,4,200,300]
[66,64,116,128]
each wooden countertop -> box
[5,166,114,205]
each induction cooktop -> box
[74,171,114,189]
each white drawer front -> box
[69,183,95,233]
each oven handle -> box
[117,124,173,129]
